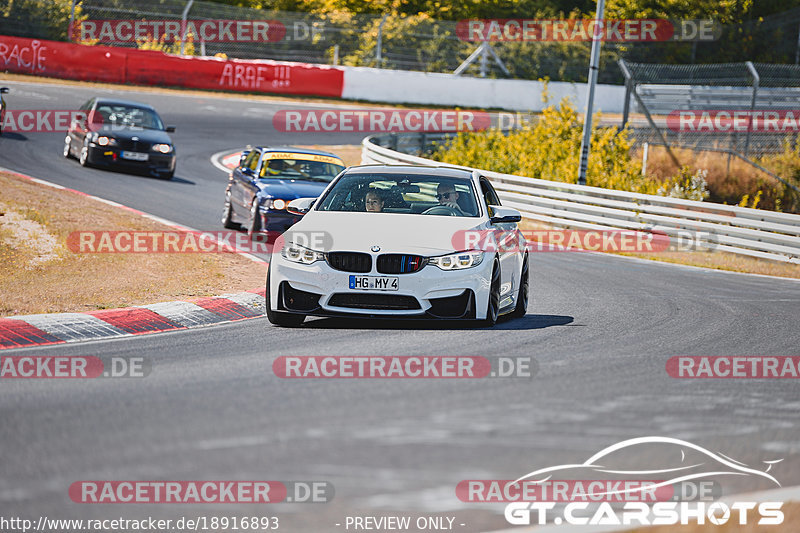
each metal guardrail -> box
[362,133,800,264]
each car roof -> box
[93,98,157,110]
[344,165,474,179]
[256,146,344,160]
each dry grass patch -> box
[637,145,800,212]
[0,172,265,316]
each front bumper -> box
[85,144,176,175]
[269,251,492,319]
[257,209,303,234]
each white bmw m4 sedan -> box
[266,165,529,327]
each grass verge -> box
[0,171,266,316]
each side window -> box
[480,178,501,206]
[242,150,261,172]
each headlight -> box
[281,243,325,265]
[269,199,287,210]
[152,143,173,153]
[96,136,117,146]
[427,250,484,270]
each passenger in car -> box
[365,190,385,212]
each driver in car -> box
[436,183,464,214]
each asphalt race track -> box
[1,80,800,532]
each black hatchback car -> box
[63,98,177,179]
[223,146,345,238]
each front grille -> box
[326,252,371,273]
[328,293,421,310]
[377,254,426,274]
[280,282,321,312]
[116,139,148,152]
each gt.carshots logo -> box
[273,109,492,133]
[273,356,535,378]
[456,19,719,42]
[500,437,784,527]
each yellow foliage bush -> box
[434,99,707,197]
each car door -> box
[231,149,261,217]
[480,177,522,308]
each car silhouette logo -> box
[371,245,380,252]
[513,436,783,499]
[132,136,139,141]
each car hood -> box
[256,179,330,199]
[92,125,172,144]
[289,211,487,255]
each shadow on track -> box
[0,132,27,141]
[299,314,574,331]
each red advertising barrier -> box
[0,35,344,97]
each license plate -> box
[121,151,149,161]
[349,275,398,291]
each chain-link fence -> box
[620,60,800,157]
[7,1,800,89]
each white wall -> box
[341,66,625,113]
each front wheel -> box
[79,141,91,167]
[510,253,529,319]
[478,259,501,327]
[266,268,305,327]
[247,200,262,240]
[222,194,240,230]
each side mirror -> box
[489,206,522,224]
[0,87,9,94]
[165,125,176,133]
[287,197,316,216]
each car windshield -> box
[316,173,480,217]
[259,157,344,182]
[91,104,165,130]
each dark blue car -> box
[222,146,346,239]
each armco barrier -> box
[0,35,343,97]
[340,65,626,112]
[362,134,800,264]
